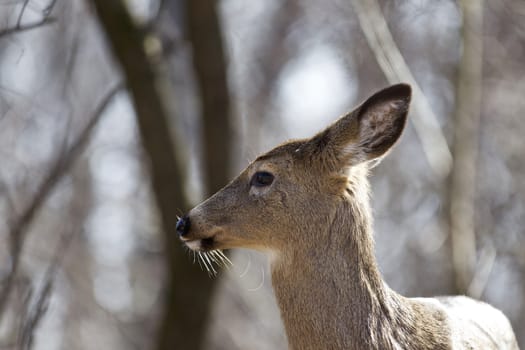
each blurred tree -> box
[0,83,120,326]
[351,0,452,181]
[244,0,300,150]
[0,0,524,348]
[185,0,232,195]
[90,1,232,349]
[450,0,484,295]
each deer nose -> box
[176,215,191,237]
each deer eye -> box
[250,171,274,187]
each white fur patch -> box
[185,240,202,251]
[341,143,368,166]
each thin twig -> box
[18,283,49,350]
[0,180,17,221]
[467,242,496,299]
[16,0,31,28]
[43,0,58,16]
[18,227,77,350]
[0,82,123,322]
[0,17,56,37]
[1,1,29,5]
[351,0,452,181]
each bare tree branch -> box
[18,281,49,350]
[351,0,452,181]
[450,0,484,294]
[18,225,77,350]
[186,0,232,196]
[16,0,31,28]
[467,242,496,299]
[17,156,87,349]
[0,0,59,38]
[0,82,122,321]
[0,18,56,37]
[43,0,58,16]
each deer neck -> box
[270,186,413,350]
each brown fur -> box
[180,84,519,349]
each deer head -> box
[177,84,411,261]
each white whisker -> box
[247,265,265,292]
[185,247,231,277]
[217,250,233,267]
[197,252,207,272]
[202,253,211,274]
[203,252,217,275]
[209,251,222,268]
[239,252,251,278]
[211,250,229,269]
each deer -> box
[176,84,519,349]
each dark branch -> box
[0,82,123,322]
[0,17,56,37]
[186,0,232,196]
[18,281,50,350]
[16,0,31,28]
[43,0,58,16]
[18,226,77,350]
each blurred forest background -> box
[0,0,524,349]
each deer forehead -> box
[249,157,292,174]
[247,142,304,174]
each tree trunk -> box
[449,0,484,295]
[186,0,232,195]
[90,2,224,349]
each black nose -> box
[176,215,191,237]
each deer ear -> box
[306,84,411,169]
[351,83,411,161]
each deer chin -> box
[180,225,226,252]
[183,236,217,252]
